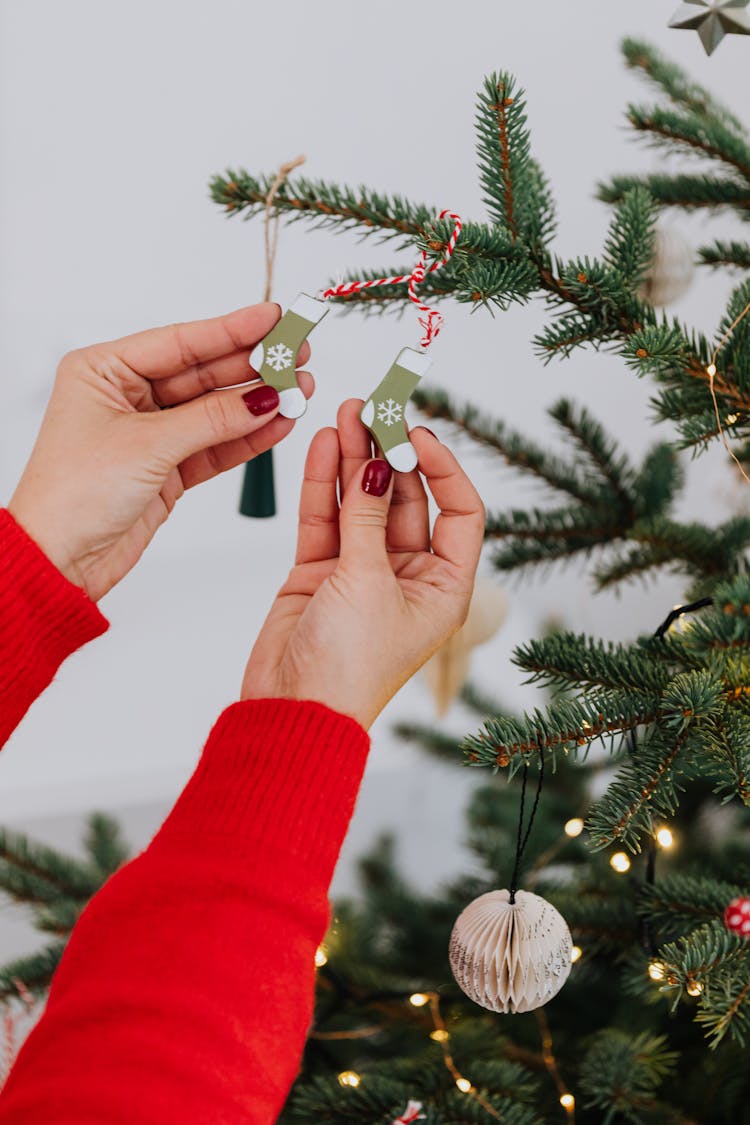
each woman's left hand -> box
[8,303,313,602]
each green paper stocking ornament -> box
[360,347,431,472]
[250,292,328,418]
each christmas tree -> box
[3,36,750,1124]
[209,38,750,1123]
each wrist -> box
[7,496,84,592]
[240,685,378,732]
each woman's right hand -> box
[241,399,485,730]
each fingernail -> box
[362,459,392,496]
[421,427,438,439]
[242,384,280,415]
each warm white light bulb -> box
[648,960,666,982]
[610,851,631,874]
[314,946,328,968]
[456,1077,472,1093]
[707,363,717,377]
[656,827,674,849]
[570,945,582,964]
[430,1029,450,1043]
[560,1093,575,1109]
[564,817,584,838]
[687,980,704,997]
[409,992,429,1007]
[337,1071,361,1088]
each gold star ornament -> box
[669,0,750,55]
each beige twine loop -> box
[263,154,306,302]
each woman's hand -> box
[241,400,485,730]
[8,304,313,602]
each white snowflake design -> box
[266,343,294,372]
[377,398,404,427]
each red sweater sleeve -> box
[0,698,370,1124]
[0,509,109,746]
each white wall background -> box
[0,0,748,943]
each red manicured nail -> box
[421,427,438,439]
[242,385,280,415]
[362,459,392,496]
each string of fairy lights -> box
[314,943,578,1120]
[312,801,695,1124]
[313,611,715,1120]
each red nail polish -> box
[242,384,280,415]
[362,459,392,496]
[421,427,438,439]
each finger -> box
[295,427,341,565]
[387,456,430,554]
[338,457,394,572]
[153,339,311,406]
[149,380,289,468]
[109,303,283,381]
[178,373,314,488]
[337,398,372,495]
[410,429,485,575]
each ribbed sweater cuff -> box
[153,699,371,884]
[0,509,109,734]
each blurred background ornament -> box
[638,227,694,307]
[421,579,508,716]
[669,0,750,55]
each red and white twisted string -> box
[390,1101,425,1124]
[322,210,462,348]
[1,981,37,1086]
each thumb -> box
[339,458,394,570]
[152,383,282,463]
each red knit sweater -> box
[0,508,370,1123]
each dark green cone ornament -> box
[239,450,276,518]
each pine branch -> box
[514,633,672,694]
[462,690,661,769]
[598,173,750,215]
[659,921,750,1047]
[211,171,432,242]
[702,708,750,805]
[624,104,750,183]
[475,73,555,249]
[578,1030,679,1125]
[411,388,612,507]
[640,874,746,931]
[594,517,750,592]
[83,812,130,878]
[621,38,747,135]
[0,861,80,910]
[699,240,750,271]
[586,727,691,851]
[0,827,101,900]
[548,399,637,513]
[602,185,657,289]
[476,74,525,240]
[0,943,65,1001]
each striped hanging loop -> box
[323,210,462,348]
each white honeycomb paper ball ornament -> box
[449,889,572,1014]
[638,227,694,307]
